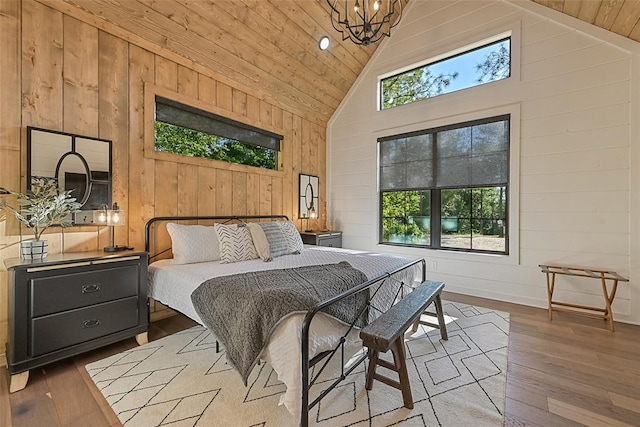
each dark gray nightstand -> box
[4,250,149,392]
[301,231,342,248]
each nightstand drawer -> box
[31,296,139,356]
[317,236,342,247]
[301,231,343,248]
[31,265,139,317]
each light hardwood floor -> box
[1,293,639,427]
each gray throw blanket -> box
[190,262,368,385]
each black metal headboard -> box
[144,215,289,262]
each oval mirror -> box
[55,152,91,207]
[304,183,314,209]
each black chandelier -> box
[327,0,403,46]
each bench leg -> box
[434,294,448,340]
[391,338,413,409]
[411,294,448,341]
[365,348,378,391]
[411,316,420,332]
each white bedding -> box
[148,246,422,419]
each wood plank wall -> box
[0,0,327,363]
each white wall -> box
[327,0,640,325]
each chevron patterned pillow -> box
[214,223,259,264]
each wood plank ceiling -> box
[41,0,640,126]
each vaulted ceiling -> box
[40,0,640,125]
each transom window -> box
[380,35,511,110]
[379,115,510,254]
[154,96,282,170]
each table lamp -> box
[94,203,129,252]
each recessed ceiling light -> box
[319,36,330,51]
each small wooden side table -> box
[539,264,628,332]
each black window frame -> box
[379,114,510,255]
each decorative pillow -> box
[214,223,259,264]
[166,223,220,265]
[247,222,290,262]
[276,220,304,254]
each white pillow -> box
[276,221,304,254]
[214,223,259,264]
[247,222,290,262]
[166,223,220,265]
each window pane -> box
[155,122,277,170]
[406,160,433,188]
[441,187,506,252]
[442,218,471,249]
[437,118,509,188]
[381,191,430,245]
[473,220,506,252]
[380,135,434,190]
[472,120,509,154]
[406,134,433,161]
[380,164,406,190]
[155,97,280,170]
[437,156,472,187]
[438,127,471,158]
[381,37,510,109]
[471,151,508,186]
[380,138,406,165]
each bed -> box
[145,215,425,426]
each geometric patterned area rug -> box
[86,301,509,426]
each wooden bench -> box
[359,281,448,409]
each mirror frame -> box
[299,173,319,219]
[27,126,113,225]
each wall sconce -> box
[299,174,319,232]
[93,202,129,252]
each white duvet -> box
[148,246,422,419]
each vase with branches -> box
[0,178,82,259]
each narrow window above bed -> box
[154,96,282,170]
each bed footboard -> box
[300,258,426,426]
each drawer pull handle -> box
[82,283,101,294]
[83,319,100,328]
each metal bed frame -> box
[144,215,426,427]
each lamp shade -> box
[93,208,126,226]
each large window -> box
[379,115,509,254]
[155,96,282,170]
[380,36,510,110]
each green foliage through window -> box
[380,37,511,110]
[382,191,430,244]
[155,122,277,170]
[154,96,281,170]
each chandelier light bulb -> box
[354,0,360,12]
[373,0,380,11]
